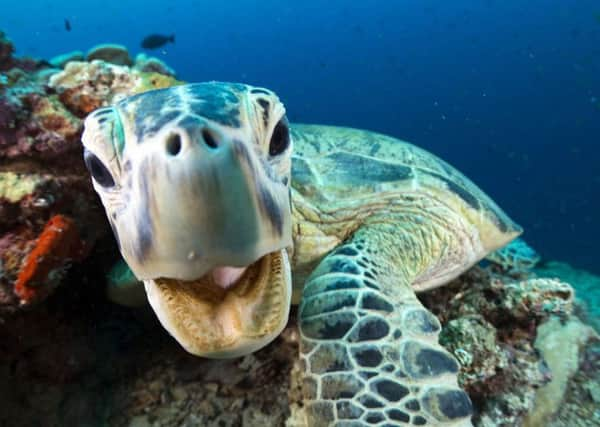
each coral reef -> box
[0,33,181,313]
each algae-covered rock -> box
[502,277,574,319]
[134,53,176,77]
[441,315,507,385]
[422,268,577,426]
[548,343,600,426]
[49,51,84,68]
[443,313,550,427]
[486,237,540,273]
[49,60,141,115]
[0,30,15,68]
[86,43,132,66]
[0,172,45,203]
[425,270,575,330]
[0,30,52,73]
[524,316,599,427]
[49,60,181,116]
[0,65,80,159]
[535,260,600,332]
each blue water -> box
[3,0,600,272]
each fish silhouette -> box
[141,34,175,49]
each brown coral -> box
[421,267,577,426]
[49,60,182,117]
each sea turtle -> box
[81,82,522,427]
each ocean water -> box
[3,0,600,273]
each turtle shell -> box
[290,123,521,245]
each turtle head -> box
[82,82,293,357]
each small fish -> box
[141,34,175,50]
[64,18,71,32]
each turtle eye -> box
[269,118,290,156]
[84,149,115,188]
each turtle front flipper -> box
[299,216,474,427]
[106,258,146,307]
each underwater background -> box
[2,2,600,426]
[3,0,600,273]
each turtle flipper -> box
[298,224,473,427]
[106,258,146,307]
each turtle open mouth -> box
[143,249,292,358]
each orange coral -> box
[14,214,83,304]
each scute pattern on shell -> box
[290,123,520,236]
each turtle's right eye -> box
[84,149,115,188]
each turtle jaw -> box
[143,249,292,358]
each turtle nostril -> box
[166,133,182,156]
[202,128,219,149]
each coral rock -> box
[0,68,81,159]
[535,260,600,332]
[49,60,141,115]
[422,267,577,426]
[49,60,181,116]
[523,316,599,427]
[49,51,84,69]
[86,43,132,66]
[502,277,574,320]
[0,172,45,203]
[134,53,176,77]
[0,30,15,70]
[441,315,508,386]
[487,237,541,273]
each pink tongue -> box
[211,266,248,289]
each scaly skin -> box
[299,204,476,426]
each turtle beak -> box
[143,249,292,358]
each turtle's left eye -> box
[269,118,290,156]
[84,149,115,188]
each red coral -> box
[14,214,84,304]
